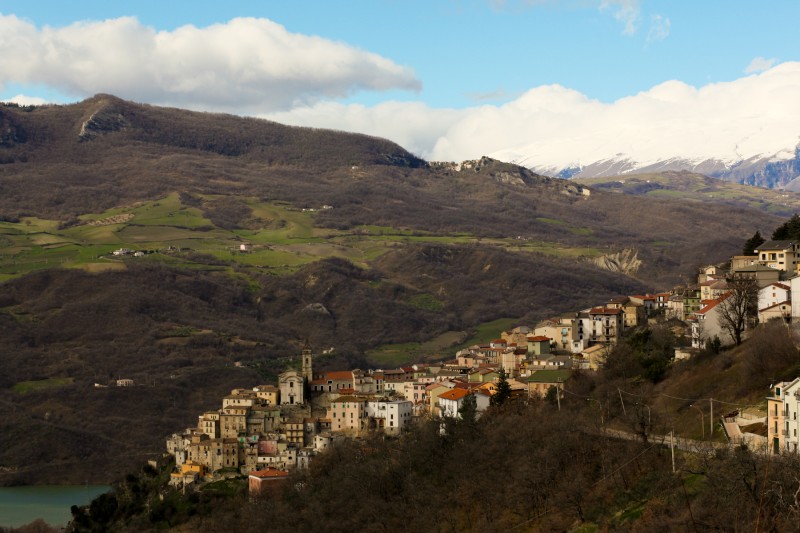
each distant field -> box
[0,194,608,280]
[12,377,75,394]
[366,330,469,367]
[366,317,520,367]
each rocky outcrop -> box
[430,156,590,196]
[78,107,129,141]
[302,302,331,315]
[592,248,642,276]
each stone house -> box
[326,396,368,437]
[587,307,623,345]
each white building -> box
[691,294,735,349]
[438,388,472,418]
[790,276,800,320]
[767,378,800,454]
[278,370,305,405]
[758,282,791,313]
[366,399,413,436]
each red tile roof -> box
[249,468,290,479]
[439,388,471,401]
[760,300,791,312]
[697,293,732,314]
[769,282,791,291]
[527,336,551,342]
[589,307,622,315]
[323,371,354,381]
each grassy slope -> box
[0,193,605,282]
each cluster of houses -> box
[688,240,800,348]
[166,240,800,488]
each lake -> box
[0,485,110,528]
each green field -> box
[12,377,75,394]
[0,194,607,280]
[366,331,468,367]
[365,317,519,367]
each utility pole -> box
[671,429,676,474]
[710,398,714,437]
[691,404,705,439]
[556,382,561,411]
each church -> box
[278,342,313,405]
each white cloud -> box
[600,0,641,35]
[266,62,800,170]
[3,94,50,106]
[0,14,420,113]
[263,101,463,158]
[646,14,670,42]
[745,56,777,74]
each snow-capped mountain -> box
[513,148,800,190]
[470,63,800,189]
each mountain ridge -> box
[515,148,800,189]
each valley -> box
[1,96,800,532]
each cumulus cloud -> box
[745,56,777,74]
[263,101,463,158]
[267,62,800,170]
[0,14,420,113]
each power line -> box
[616,387,763,409]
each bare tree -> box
[716,275,759,346]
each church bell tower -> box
[302,341,313,382]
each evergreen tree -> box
[490,369,512,407]
[771,213,800,241]
[742,230,765,255]
[458,392,477,424]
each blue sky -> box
[2,1,800,164]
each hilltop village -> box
[165,239,800,490]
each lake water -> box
[0,485,111,528]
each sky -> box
[2,1,800,166]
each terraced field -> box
[0,193,604,281]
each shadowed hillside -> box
[0,248,646,485]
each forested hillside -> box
[0,95,793,486]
